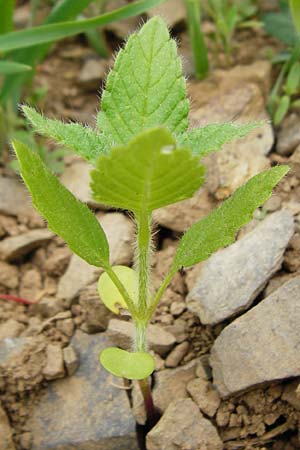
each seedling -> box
[13,17,288,423]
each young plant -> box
[263,0,300,124]
[13,17,288,422]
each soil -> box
[1,2,300,450]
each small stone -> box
[165,341,189,368]
[216,404,230,427]
[63,346,79,376]
[281,381,300,410]
[170,301,186,316]
[78,58,108,87]
[146,398,223,450]
[277,113,300,155]
[60,161,100,207]
[147,0,186,27]
[264,195,282,212]
[36,297,64,318]
[30,331,138,450]
[164,319,188,343]
[107,319,176,356]
[0,319,25,341]
[42,344,65,380]
[0,229,53,262]
[187,210,294,325]
[44,247,71,276]
[187,378,221,417]
[0,405,16,450]
[56,318,75,337]
[79,284,113,333]
[0,176,38,220]
[19,268,42,300]
[210,277,300,397]
[19,432,32,450]
[0,261,18,289]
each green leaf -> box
[22,106,109,163]
[285,61,300,95]
[100,347,155,380]
[289,0,300,34]
[274,95,290,125]
[173,165,289,269]
[91,127,205,213]
[98,266,137,314]
[262,9,296,46]
[177,122,262,158]
[13,140,110,268]
[97,16,189,145]
[0,61,32,75]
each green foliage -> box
[13,140,109,268]
[98,266,137,314]
[22,106,108,163]
[263,3,295,46]
[97,16,189,145]
[13,17,289,387]
[0,61,31,75]
[91,127,205,212]
[172,166,289,270]
[100,348,155,380]
[0,0,15,34]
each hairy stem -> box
[138,377,158,427]
[136,211,152,316]
[145,268,176,323]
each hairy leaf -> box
[100,347,155,380]
[98,266,137,314]
[22,106,109,163]
[97,16,189,145]
[91,127,205,213]
[13,140,109,268]
[177,122,262,158]
[173,166,289,269]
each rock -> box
[19,268,43,300]
[60,161,100,206]
[30,331,138,450]
[164,319,188,343]
[146,398,223,450]
[57,213,134,304]
[147,0,186,27]
[165,341,189,368]
[0,229,53,262]
[78,58,108,87]
[187,210,294,325]
[0,405,16,450]
[36,297,64,318]
[186,378,221,417]
[0,319,25,341]
[107,319,176,356]
[63,346,79,376]
[170,301,186,316]
[0,176,38,220]
[79,283,113,333]
[264,195,282,212]
[210,277,300,397]
[56,318,75,337]
[277,113,300,156]
[0,261,18,289]
[43,247,71,276]
[42,344,65,380]
[19,432,32,450]
[282,380,300,410]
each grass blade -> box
[0,0,15,34]
[0,61,32,75]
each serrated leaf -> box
[97,16,189,145]
[173,166,289,269]
[91,127,205,213]
[177,122,262,158]
[13,140,109,268]
[98,266,137,314]
[100,347,155,380]
[22,106,109,163]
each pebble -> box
[0,176,39,221]
[42,344,65,380]
[277,113,300,155]
[146,398,223,450]
[210,277,300,397]
[63,346,79,376]
[0,261,19,289]
[78,58,108,87]
[0,405,16,450]
[107,319,176,357]
[147,0,186,27]
[30,331,138,450]
[187,210,294,325]
[79,284,113,333]
[0,319,25,341]
[0,229,53,262]
[165,341,190,368]
[36,297,64,318]
[186,378,221,417]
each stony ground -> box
[1,1,300,449]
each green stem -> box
[185,0,209,79]
[145,268,176,323]
[105,266,139,318]
[136,211,152,316]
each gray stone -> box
[187,210,294,325]
[277,113,300,156]
[78,58,108,86]
[165,341,189,368]
[0,261,18,289]
[36,297,64,318]
[60,161,100,207]
[146,398,223,450]
[63,346,79,376]
[210,277,300,397]
[79,284,113,333]
[57,213,134,304]
[186,378,221,417]
[0,405,16,450]
[0,176,37,219]
[0,320,25,341]
[0,229,53,262]
[30,330,138,450]
[42,344,65,380]
[107,319,176,356]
